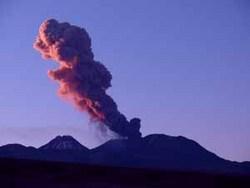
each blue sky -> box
[0,0,250,161]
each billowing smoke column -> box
[33,19,141,139]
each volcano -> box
[0,134,249,175]
[39,135,88,151]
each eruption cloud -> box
[33,19,141,139]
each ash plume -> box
[33,19,141,139]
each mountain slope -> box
[0,136,89,163]
[39,135,88,151]
[0,134,249,174]
[38,135,89,162]
[90,134,250,174]
[0,144,37,159]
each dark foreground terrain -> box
[0,158,249,188]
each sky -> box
[0,0,250,161]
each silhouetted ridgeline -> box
[0,134,250,175]
[0,134,250,187]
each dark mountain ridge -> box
[0,134,249,175]
[39,135,89,151]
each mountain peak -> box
[1,134,249,174]
[39,135,88,151]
